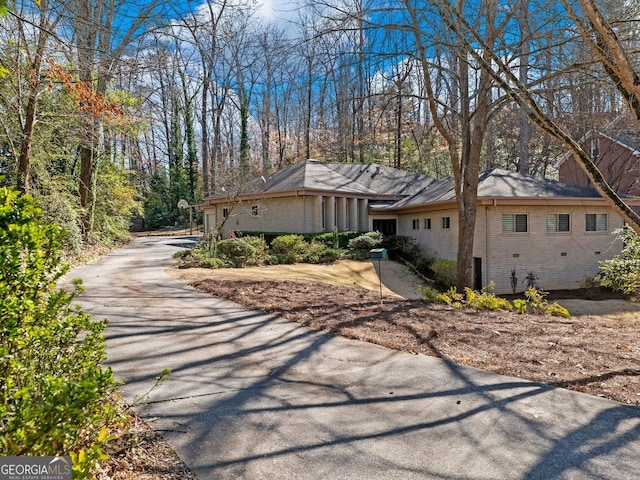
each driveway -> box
[66,236,640,479]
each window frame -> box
[412,219,420,230]
[502,213,528,233]
[424,218,432,230]
[585,213,608,232]
[546,213,571,233]
[251,205,259,217]
[442,216,451,229]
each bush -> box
[431,259,457,289]
[0,186,118,466]
[217,238,258,267]
[432,285,568,317]
[270,234,308,264]
[348,234,380,251]
[597,226,640,301]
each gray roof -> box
[207,159,436,199]
[389,169,608,209]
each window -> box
[546,213,570,232]
[586,213,607,232]
[412,219,420,230]
[222,207,229,218]
[251,205,259,217]
[425,218,432,230]
[502,214,528,233]
[442,217,451,229]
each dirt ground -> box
[168,259,640,406]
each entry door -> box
[372,219,397,235]
[473,257,482,290]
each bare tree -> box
[441,0,640,233]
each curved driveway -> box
[66,236,640,479]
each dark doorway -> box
[473,257,482,290]
[372,219,397,235]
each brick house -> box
[557,130,640,196]
[199,159,435,237]
[370,169,640,294]
[200,162,640,294]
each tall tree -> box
[442,0,640,233]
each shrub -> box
[597,226,640,301]
[0,186,118,467]
[348,234,380,251]
[431,259,457,289]
[270,234,308,264]
[217,238,257,267]
[522,288,570,318]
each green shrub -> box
[464,285,513,311]
[522,288,570,318]
[0,186,118,467]
[217,238,258,267]
[270,234,308,263]
[431,259,457,289]
[348,234,380,251]
[597,226,640,301]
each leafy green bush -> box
[0,186,118,467]
[431,259,457,289]
[521,288,570,318]
[433,285,568,317]
[348,234,380,251]
[270,234,308,263]
[597,226,640,301]
[217,238,258,267]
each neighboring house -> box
[199,159,435,237]
[370,169,640,294]
[557,129,640,196]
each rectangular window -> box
[586,213,607,232]
[502,214,528,233]
[251,205,259,217]
[442,217,451,229]
[412,219,420,230]
[424,218,431,230]
[222,207,229,218]
[546,213,570,232]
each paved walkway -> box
[65,237,640,479]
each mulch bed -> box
[192,278,640,406]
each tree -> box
[68,0,158,236]
[400,0,501,289]
[440,0,640,234]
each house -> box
[370,169,640,294]
[199,159,436,237]
[200,160,640,295]
[557,129,640,196]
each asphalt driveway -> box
[65,236,640,479]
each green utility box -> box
[370,248,388,260]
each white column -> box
[326,196,336,231]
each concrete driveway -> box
[65,236,640,479]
